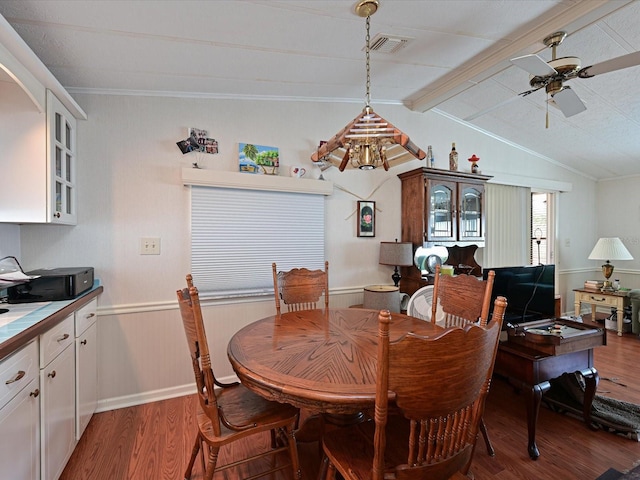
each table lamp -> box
[379,239,413,287]
[534,228,543,265]
[588,237,633,291]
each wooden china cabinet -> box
[398,167,492,296]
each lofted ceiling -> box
[0,0,638,180]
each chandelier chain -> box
[309,1,427,171]
[365,15,371,107]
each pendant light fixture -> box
[311,0,426,171]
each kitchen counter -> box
[0,281,103,360]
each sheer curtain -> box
[484,183,531,268]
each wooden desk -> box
[227,308,440,439]
[494,319,605,460]
[574,288,629,336]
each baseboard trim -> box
[96,374,240,412]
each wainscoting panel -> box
[96,288,364,410]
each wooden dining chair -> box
[177,274,301,480]
[272,261,329,314]
[320,301,507,480]
[431,264,495,328]
[431,264,497,455]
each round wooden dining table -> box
[227,308,441,416]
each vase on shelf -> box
[449,142,458,171]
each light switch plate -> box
[140,237,160,255]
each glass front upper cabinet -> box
[426,180,457,242]
[424,178,485,243]
[458,183,484,241]
[48,90,77,224]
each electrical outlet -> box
[140,237,161,255]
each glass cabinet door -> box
[47,90,77,224]
[458,183,484,241]
[426,180,456,242]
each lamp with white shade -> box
[379,239,413,287]
[588,237,633,291]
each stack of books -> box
[584,280,604,291]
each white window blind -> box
[191,186,325,298]
[484,183,530,268]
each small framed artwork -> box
[357,201,375,237]
[238,143,279,175]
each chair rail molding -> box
[97,285,363,316]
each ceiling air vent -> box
[368,33,412,54]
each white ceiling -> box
[1,0,638,180]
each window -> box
[190,185,325,299]
[530,192,554,265]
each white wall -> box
[0,224,20,259]
[15,93,605,409]
[593,176,640,289]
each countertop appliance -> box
[7,267,94,303]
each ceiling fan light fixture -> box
[548,56,581,76]
[545,79,564,96]
[490,30,640,125]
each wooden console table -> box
[493,318,605,460]
[574,288,629,336]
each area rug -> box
[543,371,640,441]
[596,462,640,480]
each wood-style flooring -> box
[61,325,640,480]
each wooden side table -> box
[574,288,629,336]
[495,342,599,460]
[363,285,400,313]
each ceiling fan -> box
[510,30,640,119]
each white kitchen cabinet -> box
[0,340,40,480]
[75,298,98,440]
[0,15,84,225]
[0,87,77,224]
[0,287,102,480]
[40,315,75,480]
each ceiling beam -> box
[404,0,633,113]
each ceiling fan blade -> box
[511,54,557,76]
[578,51,640,78]
[463,85,544,122]
[551,86,586,117]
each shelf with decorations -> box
[181,168,333,195]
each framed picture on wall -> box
[238,143,279,175]
[357,201,375,237]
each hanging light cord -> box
[365,15,371,108]
[546,94,549,129]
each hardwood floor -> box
[62,328,640,480]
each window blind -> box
[190,185,325,298]
[484,183,530,268]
